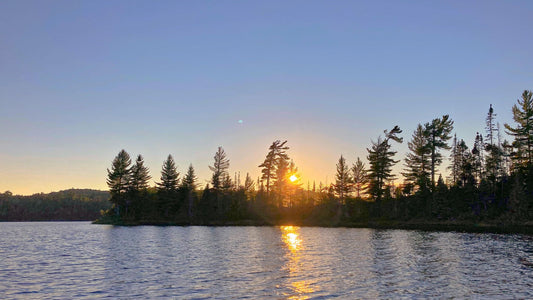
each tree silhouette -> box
[367,126,403,204]
[259,140,289,197]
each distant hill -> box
[0,189,111,221]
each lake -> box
[0,222,532,299]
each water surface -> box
[1,222,532,299]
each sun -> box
[289,174,298,182]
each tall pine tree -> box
[402,124,431,192]
[367,126,403,203]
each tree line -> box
[0,189,110,221]
[103,90,533,225]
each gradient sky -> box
[1,0,532,195]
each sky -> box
[1,0,533,195]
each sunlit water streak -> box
[0,222,532,299]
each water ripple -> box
[1,223,532,299]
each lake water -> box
[1,222,532,299]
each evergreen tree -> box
[424,115,454,190]
[259,140,289,196]
[333,155,352,202]
[402,124,431,192]
[181,164,197,191]
[128,154,151,219]
[209,147,230,191]
[352,157,368,198]
[157,154,180,191]
[367,126,403,203]
[505,90,533,170]
[129,154,151,191]
[457,139,475,186]
[107,149,132,196]
[449,134,460,186]
[273,155,290,207]
[472,132,485,184]
[106,149,132,215]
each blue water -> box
[1,222,532,299]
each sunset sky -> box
[1,0,532,195]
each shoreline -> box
[92,217,533,235]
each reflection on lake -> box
[1,222,532,299]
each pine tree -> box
[367,126,403,203]
[333,155,352,202]
[107,149,132,196]
[209,147,230,191]
[259,140,289,196]
[106,149,132,215]
[402,124,431,192]
[273,155,290,207]
[352,157,368,198]
[424,115,454,190]
[157,154,179,191]
[129,154,151,191]
[505,90,533,170]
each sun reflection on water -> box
[280,225,317,299]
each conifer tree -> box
[181,164,197,191]
[367,126,403,203]
[402,124,431,192]
[259,140,289,196]
[352,157,368,198]
[107,149,132,196]
[209,147,230,191]
[129,154,151,191]
[505,90,533,170]
[424,115,454,190]
[157,154,180,191]
[273,155,290,207]
[333,155,352,202]
[449,134,460,186]
[181,164,197,218]
[106,149,132,215]
[472,132,485,184]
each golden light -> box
[281,225,301,252]
[289,174,298,182]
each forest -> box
[100,90,533,229]
[0,189,110,221]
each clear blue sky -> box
[1,0,532,194]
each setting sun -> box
[289,174,298,182]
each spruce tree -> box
[472,132,485,184]
[333,155,352,202]
[182,164,197,191]
[129,154,151,191]
[449,134,460,186]
[352,157,368,198]
[157,154,180,191]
